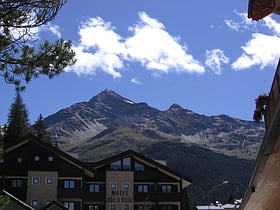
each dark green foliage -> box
[0,0,76,89]
[4,91,31,147]
[0,195,9,210]
[142,142,255,205]
[33,114,50,142]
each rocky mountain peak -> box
[88,89,134,107]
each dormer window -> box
[110,157,131,170]
[135,161,144,171]
[110,160,121,170]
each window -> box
[48,156,54,161]
[16,157,23,163]
[111,183,117,190]
[110,204,116,210]
[64,201,75,210]
[64,180,75,189]
[46,177,53,185]
[34,155,40,161]
[122,158,131,170]
[32,177,40,185]
[89,184,100,192]
[110,158,132,170]
[137,184,148,192]
[11,179,22,188]
[89,204,100,210]
[110,160,121,170]
[124,204,130,210]
[135,161,144,171]
[31,200,38,207]
[161,184,172,192]
[123,183,129,190]
[46,200,51,205]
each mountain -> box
[44,89,264,160]
[43,89,265,204]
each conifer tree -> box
[4,90,31,148]
[0,0,76,90]
[33,114,50,142]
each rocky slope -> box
[44,89,265,160]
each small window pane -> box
[89,184,100,192]
[46,177,53,185]
[124,204,130,210]
[32,200,38,207]
[111,204,116,210]
[11,179,22,188]
[162,185,172,192]
[34,156,40,161]
[111,183,116,189]
[137,184,148,192]
[48,156,53,161]
[89,204,99,210]
[123,183,129,189]
[16,157,23,163]
[32,178,40,185]
[123,158,131,170]
[64,202,75,210]
[64,180,75,189]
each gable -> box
[3,136,94,178]
[93,150,192,188]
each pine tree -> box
[33,114,50,143]
[4,90,31,148]
[0,0,76,90]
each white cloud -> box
[131,77,142,85]
[70,45,122,78]
[224,11,256,32]
[232,33,280,70]
[68,12,204,78]
[68,17,125,78]
[225,12,280,70]
[125,12,204,74]
[205,49,229,74]
[262,16,280,35]
[40,23,61,38]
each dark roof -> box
[248,0,274,20]
[1,190,35,210]
[92,149,192,187]
[40,200,68,210]
[5,134,94,178]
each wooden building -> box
[0,135,191,210]
[239,1,280,209]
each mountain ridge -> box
[44,89,264,160]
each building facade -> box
[0,135,191,210]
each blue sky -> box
[1,0,279,125]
